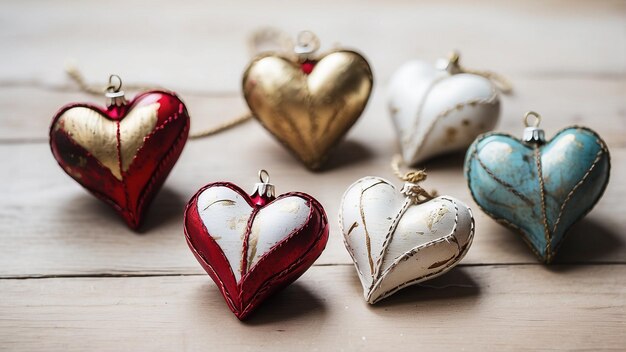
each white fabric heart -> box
[197,185,311,282]
[388,60,500,165]
[340,177,474,303]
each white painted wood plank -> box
[0,0,624,92]
[0,265,624,351]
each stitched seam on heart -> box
[129,104,189,227]
[240,193,319,284]
[240,210,317,317]
[239,193,328,317]
[547,127,611,259]
[240,193,327,288]
[475,153,534,206]
[195,182,257,284]
[240,207,261,281]
[551,140,604,236]
[403,75,447,146]
[184,235,239,313]
[553,129,611,262]
[534,146,552,262]
[115,118,132,219]
[465,137,546,262]
[465,128,612,263]
[372,211,474,304]
[240,224,325,318]
[368,197,473,303]
[339,178,369,281]
[372,198,475,303]
[49,93,189,229]
[50,128,128,212]
[187,182,269,315]
[358,180,387,276]
[371,197,412,285]
[371,197,459,288]
[184,195,239,313]
[408,85,498,162]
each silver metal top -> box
[293,30,320,57]
[252,169,275,199]
[523,127,546,144]
[105,74,127,107]
[522,111,545,144]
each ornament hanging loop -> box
[441,50,462,75]
[439,50,513,94]
[106,74,123,93]
[251,169,276,205]
[391,155,436,205]
[259,169,271,184]
[104,74,127,107]
[294,30,320,57]
[523,111,541,128]
[522,111,545,145]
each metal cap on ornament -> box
[522,111,546,145]
[105,74,128,108]
[293,30,320,59]
[250,169,276,206]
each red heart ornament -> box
[49,90,190,229]
[184,180,329,320]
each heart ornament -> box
[340,175,474,304]
[465,112,610,263]
[243,31,373,170]
[49,84,190,229]
[184,171,329,319]
[388,52,506,165]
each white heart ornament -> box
[340,177,474,303]
[196,185,313,282]
[388,59,500,165]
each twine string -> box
[391,155,437,204]
[447,51,513,94]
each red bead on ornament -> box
[301,60,316,74]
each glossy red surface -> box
[301,60,317,74]
[183,182,329,320]
[49,91,190,230]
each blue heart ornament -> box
[465,125,610,263]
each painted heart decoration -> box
[340,177,474,304]
[184,181,329,320]
[388,59,500,165]
[49,90,190,229]
[465,126,610,263]
[243,50,373,170]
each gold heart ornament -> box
[243,50,373,170]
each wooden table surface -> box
[1,1,625,350]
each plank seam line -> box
[1,262,624,280]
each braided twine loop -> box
[391,155,437,204]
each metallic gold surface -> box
[55,103,160,180]
[243,50,373,170]
[119,103,160,171]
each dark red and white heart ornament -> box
[49,75,190,229]
[184,170,329,320]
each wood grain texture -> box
[1,76,625,144]
[0,0,624,350]
[1,265,625,351]
[1,141,624,277]
[0,1,624,92]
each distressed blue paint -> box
[464,127,610,263]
